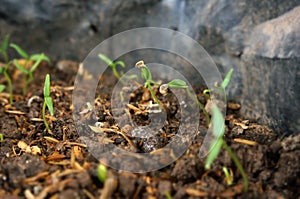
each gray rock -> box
[183,0,300,134]
[239,6,300,134]
[239,56,300,134]
[244,6,300,58]
[0,0,160,60]
[0,0,299,134]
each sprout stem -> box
[42,101,52,134]
[186,88,210,126]
[222,141,248,191]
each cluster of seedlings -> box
[98,55,248,191]
[0,37,109,190]
[0,35,53,144]
[0,33,249,195]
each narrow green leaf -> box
[0,35,10,52]
[30,53,50,63]
[205,138,223,169]
[0,85,5,93]
[211,103,225,137]
[0,67,3,73]
[29,59,42,73]
[205,103,226,169]
[13,59,29,74]
[98,53,113,67]
[45,97,54,116]
[115,60,125,68]
[141,66,152,81]
[44,74,51,97]
[0,133,3,142]
[10,44,29,59]
[167,79,188,89]
[97,164,107,183]
[221,68,233,89]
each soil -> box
[0,60,299,199]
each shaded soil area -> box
[0,60,299,199]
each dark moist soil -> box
[0,60,299,199]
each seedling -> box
[0,35,13,103]
[99,53,126,85]
[205,101,248,191]
[0,134,3,142]
[160,79,211,126]
[222,166,233,186]
[202,68,248,191]
[42,74,54,134]
[97,164,107,183]
[10,43,50,95]
[203,68,233,98]
[135,60,162,107]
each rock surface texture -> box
[0,0,299,134]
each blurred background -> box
[0,0,299,134]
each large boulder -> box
[241,7,300,134]
[181,0,300,134]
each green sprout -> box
[203,68,234,98]
[42,74,54,134]
[160,79,211,126]
[203,68,248,191]
[222,166,233,186]
[0,35,13,103]
[221,68,233,89]
[205,103,248,191]
[10,43,50,95]
[135,60,162,107]
[97,164,107,183]
[99,53,126,85]
[0,134,3,142]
